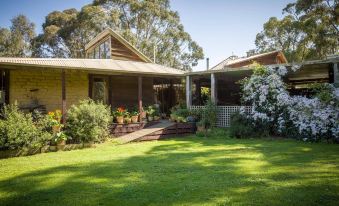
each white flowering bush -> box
[239,63,339,142]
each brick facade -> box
[9,68,89,112]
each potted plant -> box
[54,131,68,150]
[153,106,160,121]
[131,110,139,123]
[146,105,155,122]
[114,107,125,124]
[48,110,63,134]
[124,111,131,124]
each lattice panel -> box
[190,106,252,128]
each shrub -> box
[198,99,217,130]
[170,104,191,122]
[0,104,52,150]
[229,112,264,138]
[65,99,112,143]
[239,63,339,142]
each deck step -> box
[116,120,175,144]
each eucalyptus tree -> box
[0,15,36,57]
[253,0,338,62]
[35,0,204,70]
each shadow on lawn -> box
[0,137,338,206]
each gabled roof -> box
[85,28,152,63]
[0,58,184,76]
[211,50,288,70]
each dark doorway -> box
[0,70,9,108]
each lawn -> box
[0,136,338,206]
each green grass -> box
[0,136,338,206]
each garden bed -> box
[0,143,95,159]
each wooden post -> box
[211,73,216,103]
[61,69,66,124]
[138,76,142,120]
[186,75,192,108]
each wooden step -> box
[116,120,175,144]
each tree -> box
[35,0,204,70]
[253,0,338,62]
[0,15,36,57]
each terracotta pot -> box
[116,116,124,124]
[57,140,66,146]
[141,111,146,118]
[52,125,61,134]
[57,140,66,151]
[124,117,131,124]
[131,115,139,123]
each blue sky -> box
[0,0,291,71]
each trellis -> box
[190,106,252,127]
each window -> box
[104,40,110,59]
[94,47,100,59]
[87,51,94,59]
[100,43,105,59]
[91,76,109,104]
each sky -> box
[0,0,292,71]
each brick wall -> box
[9,68,89,112]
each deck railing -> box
[190,106,252,127]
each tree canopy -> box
[0,15,36,57]
[33,0,204,70]
[253,0,338,62]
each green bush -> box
[0,104,52,150]
[170,104,192,123]
[65,99,112,143]
[228,112,256,138]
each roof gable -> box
[211,51,288,70]
[85,28,152,63]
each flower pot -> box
[154,116,160,121]
[52,125,61,134]
[57,140,66,146]
[124,117,131,124]
[131,115,139,123]
[116,116,124,124]
[57,140,66,150]
[147,116,154,122]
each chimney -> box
[206,58,209,70]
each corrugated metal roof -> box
[0,58,184,76]
[211,51,286,70]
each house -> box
[187,51,289,106]
[0,28,338,127]
[210,50,288,70]
[0,28,185,120]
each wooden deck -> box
[116,120,175,144]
